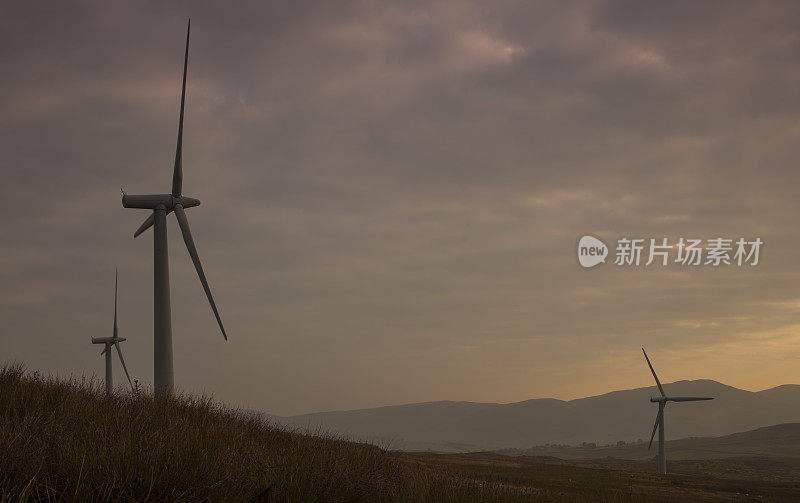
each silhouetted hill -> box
[276,380,800,451]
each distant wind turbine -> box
[121,19,227,394]
[642,348,713,474]
[92,269,134,395]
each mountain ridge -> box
[272,379,800,451]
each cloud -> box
[1,0,799,415]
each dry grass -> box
[0,365,541,502]
[2,364,798,502]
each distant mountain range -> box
[270,380,800,452]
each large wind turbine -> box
[642,348,713,474]
[122,20,227,394]
[92,269,134,395]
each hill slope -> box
[277,380,800,451]
[3,365,800,502]
[0,365,534,502]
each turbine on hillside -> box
[642,348,713,474]
[122,19,227,394]
[91,269,134,395]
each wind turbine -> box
[92,269,134,395]
[642,348,713,474]
[121,19,227,394]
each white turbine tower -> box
[642,348,713,474]
[92,269,134,395]
[121,20,227,394]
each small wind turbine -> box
[642,348,713,474]
[92,269,134,395]
[121,20,227,394]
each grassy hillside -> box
[2,365,799,502]
[0,365,533,502]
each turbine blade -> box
[173,204,227,340]
[668,397,714,402]
[648,408,663,450]
[642,348,665,397]
[172,19,190,198]
[101,347,108,355]
[114,342,134,391]
[113,268,118,338]
[134,213,155,238]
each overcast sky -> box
[2,0,800,416]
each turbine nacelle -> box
[122,194,200,211]
[92,336,126,344]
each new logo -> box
[578,235,608,268]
